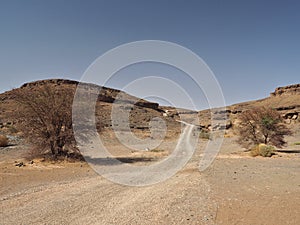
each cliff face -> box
[271,84,300,97]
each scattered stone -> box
[15,162,25,167]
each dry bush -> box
[199,130,211,140]
[0,135,8,147]
[251,144,274,157]
[236,106,292,149]
[12,84,82,160]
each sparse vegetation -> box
[0,134,8,147]
[236,106,292,149]
[251,144,275,157]
[294,142,300,145]
[12,84,82,160]
[199,130,211,140]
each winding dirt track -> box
[1,127,300,224]
[1,123,219,225]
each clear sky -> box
[0,0,299,109]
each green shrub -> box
[199,130,211,140]
[0,135,8,147]
[250,144,274,157]
[259,144,274,157]
[294,142,300,146]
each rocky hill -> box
[0,79,180,138]
[0,79,299,137]
[195,83,300,131]
[271,84,300,97]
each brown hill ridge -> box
[0,79,299,134]
[271,83,300,97]
[196,83,300,130]
[0,79,180,138]
[19,79,160,110]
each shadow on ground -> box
[83,155,156,165]
[275,149,300,154]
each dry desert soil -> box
[1,130,300,225]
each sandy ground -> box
[1,133,300,225]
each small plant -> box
[0,135,8,147]
[294,142,300,145]
[199,130,211,140]
[250,144,274,157]
[259,144,274,157]
[250,145,260,157]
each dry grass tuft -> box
[250,144,275,157]
[0,135,8,147]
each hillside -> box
[195,83,300,131]
[0,79,299,137]
[0,79,181,140]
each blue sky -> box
[0,0,299,109]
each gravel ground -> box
[1,134,300,225]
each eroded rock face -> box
[283,111,298,120]
[270,84,300,96]
[21,79,79,88]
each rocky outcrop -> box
[270,84,300,96]
[20,79,159,110]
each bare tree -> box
[236,106,292,149]
[12,84,81,159]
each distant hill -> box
[0,79,299,135]
[196,83,300,130]
[0,79,180,137]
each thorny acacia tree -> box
[236,106,292,149]
[13,84,81,159]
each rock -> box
[231,109,242,114]
[276,106,297,111]
[213,109,232,114]
[226,120,232,129]
[135,101,159,110]
[270,84,300,96]
[15,162,25,167]
[283,111,298,119]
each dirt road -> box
[1,138,300,224]
[1,160,217,224]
